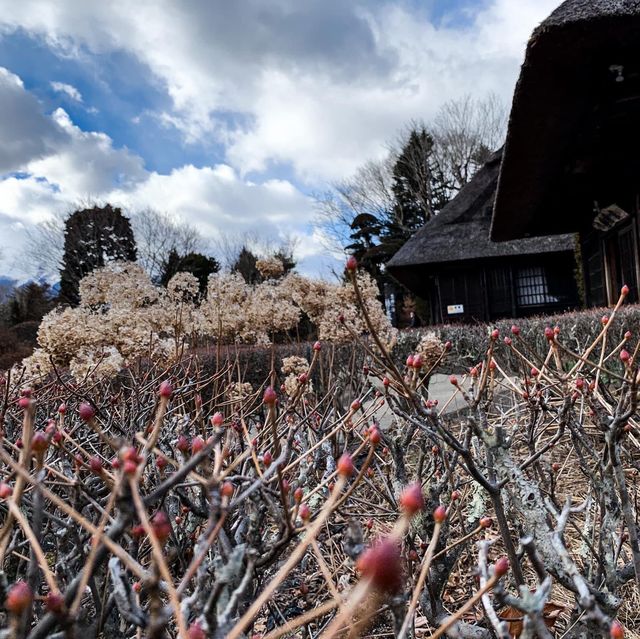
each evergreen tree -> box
[160,250,220,295]
[389,127,449,235]
[345,213,387,291]
[271,249,296,277]
[232,247,261,284]
[7,282,56,325]
[59,204,137,305]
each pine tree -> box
[7,282,56,325]
[59,204,137,305]
[160,250,220,295]
[345,213,387,291]
[389,127,449,235]
[232,247,261,284]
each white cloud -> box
[0,0,565,281]
[50,80,83,102]
[27,109,146,193]
[0,77,326,279]
[107,163,315,242]
[0,67,68,172]
[0,0,562,181]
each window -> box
[515,267,555,306]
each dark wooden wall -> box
[426,253,579,324]
[582,213,640,307]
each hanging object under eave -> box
[491,0,640,241]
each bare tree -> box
[21,212,66,282]
[131,208,205,282]
[313,155,395,254]
[431,92,508,191]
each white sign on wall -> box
[447,304,464,315]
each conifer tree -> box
[59,204,137,305]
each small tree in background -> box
[7,282,56,325]
[232,246,261,284]
[159,250,220,295]
[232,245,296,284]
[391,126,450,229]
[59,204,137,305]
[432,92,507,192]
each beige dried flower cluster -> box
[255,256,285,280]
[31,263,193,381]
[20,260,394,382]
[279,272,396,350]
[415,333,445,371]
[226,381,254,402]
[281,355,312,396]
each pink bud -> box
[31,431,48,453]
[191,436,205,454]
[176,435,189,453]
[299,503,311,521]
[211,412,224,427]
[79,403,95,422]
[263,387,277,405]
[399,483,424,516]
[494,557,510,577]
[346,255,358,271]
[151,511,171,544]
[5,581,32,615]
[159,380,173,398]
[433,505,447,523]
[89,456,103,475]
[337,453,354,478]
[188,622,207,639]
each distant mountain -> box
[0,276,17,288]
[0,276,61,302]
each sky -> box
[0,0,561,282]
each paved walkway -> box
[367,374,472,430]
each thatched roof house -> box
[388,150,578,324]
[491,0,640,306]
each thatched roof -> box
[492,0,640,241]
[387,149,574,275]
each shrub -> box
[0,268,636,638]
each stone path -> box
[367,374,473,430]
